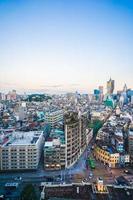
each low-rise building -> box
[0,131,44,170]
[45,110,63,128]
[94,140,129,168]
[44,139,61,170]
[44,129,65,170]
[94,142,119,168]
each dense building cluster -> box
[0,91,92,171]
[94,105,133,168]
[0,79,133,172]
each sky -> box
[0,0,133,94]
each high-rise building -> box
[93,89,100,101]
[99,86,104,102]
[64,111,87,168]
[127,89,133,103]
[79,112,88,153]
[131,96,133,104]
[99,86,104,94]
[107,78,114,95]
[123,84,127,93]
[18,102,27,121]
[64,112,80,168]
[44,111,88,170]
[10,90,17,100]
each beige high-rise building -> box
[107,78,114,95]
[64,112,87,168]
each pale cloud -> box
[40,84,64,88]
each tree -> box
[93,119,103,136]
[89,120,103,136]
[21,184,38,200]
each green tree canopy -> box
[21,184,38,200]
[88,119,103,136]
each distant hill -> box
[25,94,52,102]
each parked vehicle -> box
[14,176,22,181]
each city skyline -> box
[0,0,133,93]
[0,78,130,95]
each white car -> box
[14,176,22,181]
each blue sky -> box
[0,0,133,93]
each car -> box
[91,146,94,150]
[89,172,93,177]
[124,170,132,175]
[116,176,129,186]
[83,178,88,182]
[14,176,22,181]
[60,181,66,185]
[56,177,61,181]
[82,180,86,184]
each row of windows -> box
[2,165,37,169]
[2,161,37,165]
[2,149,36,152]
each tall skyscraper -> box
[123,83,127,93]
[107,78,115,95]
[99,86,104,94]
[120,83,128,105]
[99,86,104,102]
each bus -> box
[88,158,95,169]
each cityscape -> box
[0,0,133,200]
[0,78,133,199]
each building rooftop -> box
[41,184,133,200]
[45,141,53,147]
[49,129,65,144]
[0,131,43,147]
[45,110,63,116]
